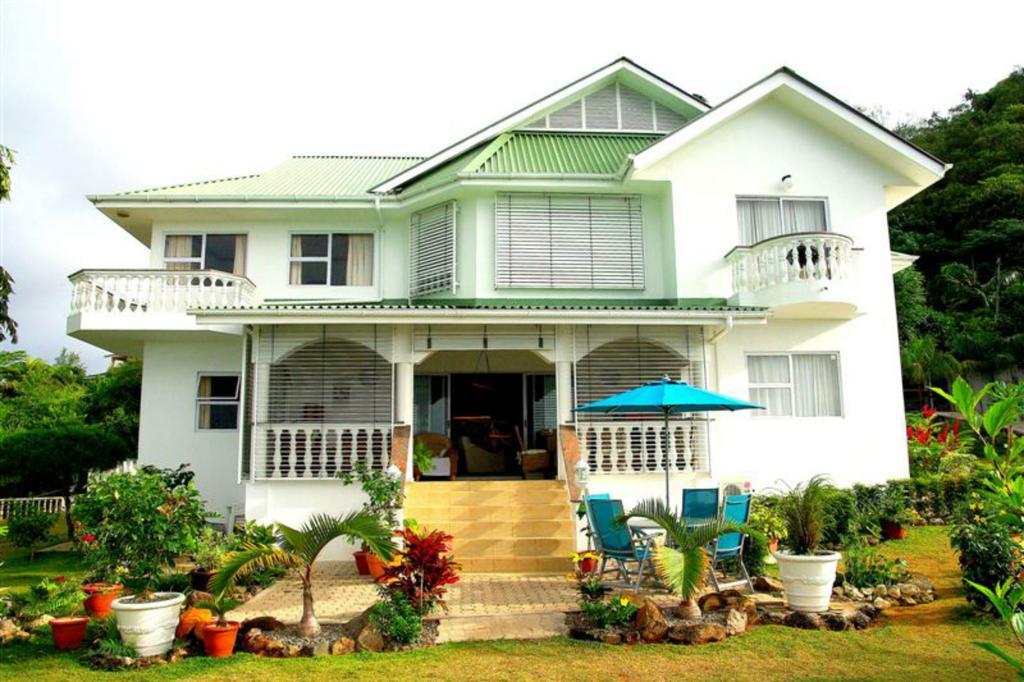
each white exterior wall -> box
[138,337,245,516]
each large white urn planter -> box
[772,550,841,613]
[111,592,185,656]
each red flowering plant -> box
[906,406,971,477]
[378,525,460,615]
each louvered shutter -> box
[409,201,457,297]
[251,324,394,479]
[495,193,644,289]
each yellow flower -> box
[570,553,582,563]
[618,597,629,607]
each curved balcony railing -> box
[725,232,855,294]
[69,269,257,315]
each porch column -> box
[393,325,415,480]
[554,326,574,479]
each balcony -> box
[724,232,859,318]
[67,269,257,353]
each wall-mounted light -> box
[574,459,590,486]
[780,174,794,191]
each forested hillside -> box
[891,67,1024,385]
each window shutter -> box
[495,193,644,289]
[409,201,457,298]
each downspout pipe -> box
[707,316,734,345]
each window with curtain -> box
[164,234,247,274]
[495,193,644,289]
[197,374,241,429]
[747,353,842,417]
[736,197,829,245]
[289,233,374,286]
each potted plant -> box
[877,484,914,541]
[14,577,89,650]
[750,496,787,554]
[340,463,404,576]
[195,591,243,657]
[412,440,437,481]
[772,476,841,613]
[190,527,227,591]
[73,468,208,656]
[571,551,600,575]
[81,567,125,618]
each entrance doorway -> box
[413,372,556,479]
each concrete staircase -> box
[403,479,576,573]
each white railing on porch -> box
[577,420,708,475]
[69,269,257,315]
[725,232,855,294]
[252,423,393,480]
[0,496,66,520]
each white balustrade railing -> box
[252,422,393,480]
[725,232,855,295]
[68,269,257,315]
[576,420,708,475]
[0,496,67,520]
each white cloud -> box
[1,0,1021,369]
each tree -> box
[622,499,743,620]
[0,425,132,539]
[900,336,961,403]
[0,144,16,344]
[84,359,142,452]
[211,513,393,637]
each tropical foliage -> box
[968,579,1024,678]
[210,512,393,637]
[370,589,423,645]
[378,525,460,615]
[0,143,16,344]
[775,475,830,555]
[339,462,404,529]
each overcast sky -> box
[0,0,1021,371]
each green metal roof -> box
[247,298,766,313]
[399,131,662,195]
[100,156,424,201]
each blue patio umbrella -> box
[574,376,762,507]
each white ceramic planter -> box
[111,592,185,657]
[772,550,841,613]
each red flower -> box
[906,426,915,440]
[922,406,937,419]
[82,533,96,544]
[916,426,930,444]
[53,576,67,583]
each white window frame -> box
[287,230,377,288]
[196,372,241,431]
[163,232,248,273]
[735,196,832,244]
[746,351,844,418]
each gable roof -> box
[631,67,948,188]
[369,57,709,195]
[401,131,662,195]
[90,155,423,202]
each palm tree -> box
[210,512,393,637]
[622,499,745,620]
[900,336,960,405]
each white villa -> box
[68,58,947,571]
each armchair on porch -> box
[513,425,550,479]
[459,436,506,475]
[413,433,458,481]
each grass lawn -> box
[0,526,1019,681]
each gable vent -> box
[525,83,688,133]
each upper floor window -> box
[164,234,247,275]
[289,233,374,286]
[409,202,457,298]
[495,193,644,289]
[736,197,829,245]
[747,353,842,417]
[197,373,240,430]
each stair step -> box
[449,537,575,558]
[459,556,573,574]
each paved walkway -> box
[232,561,678,642]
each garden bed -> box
[240,609,440,657]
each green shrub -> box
[153,572,191,594]
[7,507,55,560]
[820,486,859,546]
[950,503,1024,610]
[580,595,639,628]
[370,589,422,645]
[749,496,787,543]
[193,526,228,571]
[742,529,769,577]
[73,467,207,593]
[13,577,84,620]
[841,541,910,588]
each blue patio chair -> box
[582,493,610,554]
[681,487,719,530]
[708,493,754,593]
[586,497,659,592]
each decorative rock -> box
[622,630,641,645]
[356,623,385,653]
[629,596,669,642]
[330,637,356,655]
[698,589,746,612]
[598,632,622,645]
[901,597,917,607]
[187,591,213,606]
[753,575,784,593]
[0,618,30,643]
[757,609,787,626]
[822,612,849,631]
[887,586,902,600]
[832,586,845,599]
[872,597,891,610]
[784,612,824,630]
[848,610,872,629]
[875,585,886,595]
[900,583,921,597]
[847,586,865,601]
[724,609,747,636]
[668,622,727,645]
[166,646,189,664]
[25,614,55,631]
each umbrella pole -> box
[663,408,671,509]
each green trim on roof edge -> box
[252,297,765,312]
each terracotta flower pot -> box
[881,521,908,541]
[768,538,780,553]
[202,621,241,658]
[366,553,387,580]
[82,582,124,618]
[353,550,371,575]
[50,616,90,651]
[579,556,598,574]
